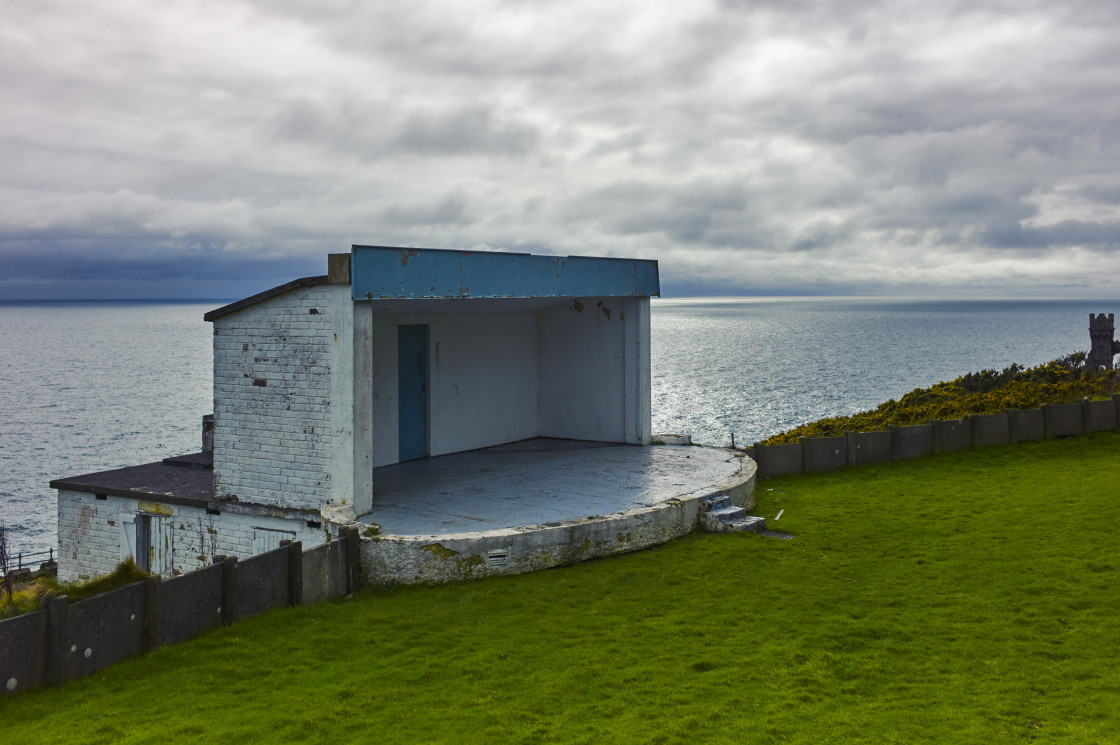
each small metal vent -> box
[485,548,510,568]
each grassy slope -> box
[4,435,1120,744]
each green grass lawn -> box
[5,435,1120,743]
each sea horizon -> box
[3,296,1118,556]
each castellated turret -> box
[1087,313,1120,370]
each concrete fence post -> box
[845,432,857,466]
[931,419,942,454]
[142,575,161,652]
[888,425,900,460]
[342,527,363,596]
[219,555,238,625]
[753,443,766,480]
[1042,404,1053,439]
[1007,409,1019,444]
[46,595,68,688]
[1081,398,1092,436]
[285,541,303,607]
[1113,394,1120,431]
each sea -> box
[2,297,1115,557]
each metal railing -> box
[9,547,55,571]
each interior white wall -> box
[429,313,540,456]
[370,314,400,469]
[623,296,652,445]
[367,296,648,471]
[538,297,628,443]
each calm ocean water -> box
[2,297,1115,556]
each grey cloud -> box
[395,106,541,156]
[980,219,1120,250]
[381,193,473,227]
[5,0,1120,298]
[1078,184,1120,205]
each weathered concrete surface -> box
[934,419,971,452]
[847,430,892,465]
[895,424,934,460]
[756,442,803,478]
[1010,408,1045,442]
[1085,398,1118,432]
[1044,403,1082,438]
[801,436,847,472]
[339,440,756,584]
[972,414,1010,447]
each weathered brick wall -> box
[57,490,125,582]
[212,285,347,510]
[57,489,324,581]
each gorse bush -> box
[760,352,1119,445]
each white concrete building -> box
[53,246,661,580]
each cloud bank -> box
[3,0,1120,298]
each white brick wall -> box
[57,489,126,581]
[212,284,349,511]
[57,489,327,581]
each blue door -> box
[398,324,429,461]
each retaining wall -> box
[750,396,1120,479]
[1,532,361,696]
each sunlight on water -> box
[651,297,1115,447]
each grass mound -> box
[3,435,1119,743]
[760,352,1120,445]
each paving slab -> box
[360,439,741,536]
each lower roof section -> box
[49,453,317,520]
[50,454,215,508]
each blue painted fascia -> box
[351,245,660,301]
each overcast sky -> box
[3,0,1119,299]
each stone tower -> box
[1087,313,1120,370]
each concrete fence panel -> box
[1086,399,1117,432]
[302,540,347,605]
[155,564,224,647]
[1043,403,1082,438]
[758,442,804,478]
[234,546,290,622]
[1010,409,1045,442]
[847,430,892,465]
[61,582,145,683]
[0,609,48,695]
[933,419,972,453]
[1,535,356,696]
[972,414,1011,447]
[801,436,847,472]
[896,424,934,460]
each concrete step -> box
[700,508,766,533]
[725,515,767,533]
[701,494,732,511]
[707,505,748,522]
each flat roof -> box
[50,454,215,508]
[351,245,660,301]
[49,453,317,519]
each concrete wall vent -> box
[485,548,509,568]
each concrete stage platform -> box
[341,439,758,584]
[361,439,743,536]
